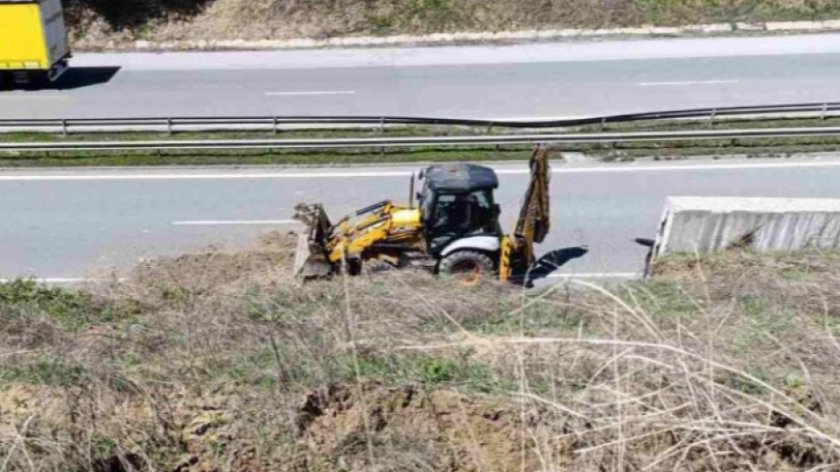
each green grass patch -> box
[0,355,89,387]
[180,345,510,394]
[462,294,584,336]
[0,279,143,330]
[0,354,135,391]
[0,146,532,167]
[339,352,509,393]
[629,281,700,320]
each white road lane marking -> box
[547,272,640,279]
[0,94,74,101]
[638,80,739,87]
[487,115,584,122]
[265,90,356,96]
[0,171,412,181]
[2,273,641,285]
[173,219,299,226]
[4,159,840,181]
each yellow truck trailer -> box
[0,0,70,86]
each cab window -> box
[430,190,493,233]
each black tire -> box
[10,71,45,90]
[439,250,495,286]
[25,72,49,90]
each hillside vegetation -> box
[65,0,840,48]
[2,233,840,470]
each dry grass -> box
[67,0,840,48]
[1,236,839,471]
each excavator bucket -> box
[292,203,335,278]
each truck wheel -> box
[439,250,495,286]
[26,72,49,90]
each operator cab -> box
[417,163,502,257]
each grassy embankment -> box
[2,117,840,167]
[1,233,840,471]
[63,0,840,49]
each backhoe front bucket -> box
[293,203,335,278]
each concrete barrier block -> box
[652,197,840,258]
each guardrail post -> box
[61,119,67,137]
[709,109,717,127]
[600,117,607,131]
[167,118,172,135]
[273,117,278,135]
[380,118,386,156]
[822,103,829,120]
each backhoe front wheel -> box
[439,251,495,287]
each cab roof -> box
[424,163,498,193]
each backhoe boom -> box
[499,147,551,281]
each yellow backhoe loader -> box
[293,147,551,284]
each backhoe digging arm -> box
[499,147,551,281]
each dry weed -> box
[67,0,840,49]
[1,240,839,471]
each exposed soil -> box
[294,381,541,472]
[127,231,298,295]
[2,238,840,471]
[1,380,541,472]
[166,381,545,472]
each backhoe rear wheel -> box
[439,250,495,287]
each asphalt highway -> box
[3,157,840,281]
[2,33,840,120]
[3,34,840,281]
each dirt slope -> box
[2,237,840,471]
[65,0,840,49]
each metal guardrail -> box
[4,126,840,152]
[2,102,840,134]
